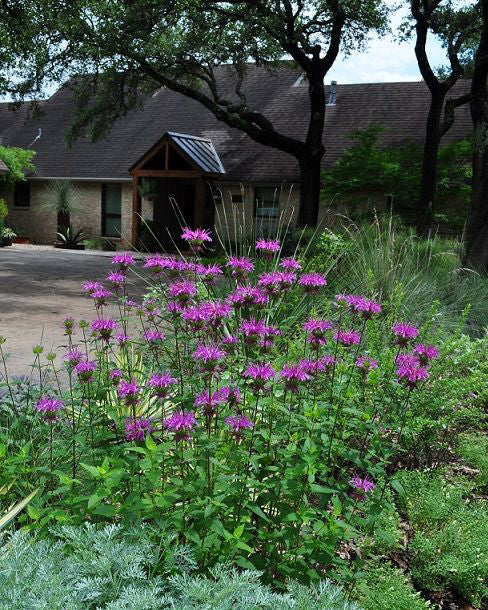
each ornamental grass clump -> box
[0,226,440,587]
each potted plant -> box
[56,225,85,250]
[1,228,17,246]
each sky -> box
[326,2,447,84]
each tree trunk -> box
[296,65,326,227]
[297,154,322,227]
[463,0,488,271]
[416,95,445,235]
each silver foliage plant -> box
[0,524,362,610]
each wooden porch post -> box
[194,177,205,227]
[131,174,139,247]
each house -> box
[0,64,473,248]
[0,159,8,176]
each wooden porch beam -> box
[134,169,201,178]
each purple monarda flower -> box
[148,372,178,398]
[396,359,429,388]
[197,263,223,283]
[350,474,375,495]
[392,323,419,347]
[355,356,378,373]
[64,349,83,367]
[227,285,268,309]
[280,364,311,393]
[82,281,102,294]
[116,332,130,347]
[280,257,302,271]
[74,360,97,382]
[226,256,254,278]
[194,389,226,415]
[124,417,153,442]
[112,252,135,270]
[303,319,334,348]
[167,280,198,304]
[118,379,140,406]
[143,330,166,343]
[181,227,212,245]
[144,254,171,275]
[106,271,126,289]
[182,304,213,330]
[216,385,241,406]
[91,317,117,341]
[36,395,64,421]
[225,415,253,434]
[109,369,124,385]
[258,271,296,296]
[256,238,280,255]
[91,287,113,307]
[244,363,275,392]
[240,318,267,345]
[222,336,239,351]
[334,330,361,347]
[164,411,197,441]
[336,294,382,318]
[299,355,336,375]
[413,344,439,365]
[299,273,327,294]
[192,344,226,372]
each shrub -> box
[0,524,361,610]
[397,470,488,607]
[359,563,430,610]
[457,433,488,488]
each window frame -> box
[254,186,280,220]
[101,183,122,238]
[13,181,31,208]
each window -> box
[231,194,243,204]
[14,181,30,207]
[102,184,122,237]
[254,187,279,236]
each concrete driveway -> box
[0,245,147,377]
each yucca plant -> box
[41,179,82,232]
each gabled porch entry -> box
[130,132,225,249]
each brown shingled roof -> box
[0,65,473,183]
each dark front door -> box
[153,179,196,250]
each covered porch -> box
[130,132,225,250]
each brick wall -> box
[214,182,299,240]
[1,180,132,247]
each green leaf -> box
[145,435,157,452]
[236,540,254,553]
[0,489,38,530]
[80,463,101,478]
[249,505,270,523]
[390,479,406,497]
[233,523,244,539]
[234,556,255,570]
